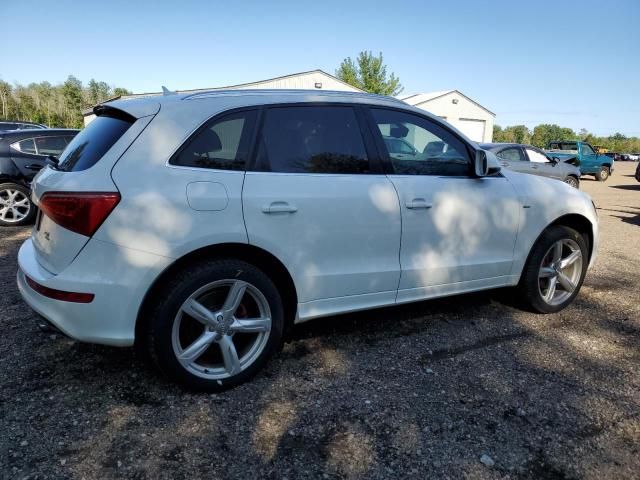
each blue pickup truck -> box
[546,141,614,181]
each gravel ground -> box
[1,163,639,480]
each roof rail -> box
[182,88,407,104]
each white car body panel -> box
[16,90,599,346]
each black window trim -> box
[168,106,260,171]
[246,102,384,175]
[361,105,478,177]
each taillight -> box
[38,192,120,237]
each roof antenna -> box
[162,86,176,96]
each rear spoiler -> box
[94,98,160,120]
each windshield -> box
[57,115,133,172]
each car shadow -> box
[610,184,640,191]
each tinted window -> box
[0,122,20,131]
[497,147,525,162]
[15,138,37,154]
[35,136,68,156]
[172,110,257,170]
[371,108,470,176]
[255,106,369,174]
[57,115,132,172]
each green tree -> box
[113,87,132,97]
[336,51,403,96]
[531,124,576,148]
[61,75,84,128]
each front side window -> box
[497,147,525,162]
[35,136,68,156]
[371,108,470,176]
[581,144,595,155]
[255,106,369,174]
[526,148,549,163]
[172,110,257,170]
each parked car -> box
[0,121,47,131]
[0,129,79,225]
[17,91,599,391]
[636,161,640,182]
[546,141,614,181]
[621,153,639,161]
[479,143,581,188]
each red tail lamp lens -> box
[38,192,120,237]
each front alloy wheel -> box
[538,239,583,306]
[518,225,588,313]
[0,183,35,226]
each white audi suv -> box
[17,90,599,390]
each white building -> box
[83,70,362,125]
[398,90,495,142]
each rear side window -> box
[57,115,132,172]
[171,110,257,170]
[0,122,19,130]
[35,136,68,156]
[497,147,525,162]
[254,106,370,174]
[11,138,37,154]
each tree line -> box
[494,124,639,153]
[0,76,131,129]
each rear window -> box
[57,115,133,172]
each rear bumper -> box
[17,237,173,346]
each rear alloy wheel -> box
[146,259,284,391]
[564,176,580,189]
[0,183,36,226]
[518,225,588,313]
[594,166,609,181]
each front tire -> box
[564,176,580,189]
[0,183,36,226]
[518,226,588,313]
[594,166,609,181]
[145,259,284,391]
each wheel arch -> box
[518,213,595,283]
[135,243,299,345]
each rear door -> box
[9,135,74,181]
[495,146,530,174]
[242,104,401,316]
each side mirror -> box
[474,150,489,176]
[550,156,559,164]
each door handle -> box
[500,161,509,167]
[406,198,432,210]
[531,165,538,169]
[25,164,43,170]
[262,202,298,214]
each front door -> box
[525,147,563,180]
[242,105,402,318]
[366,107,520,303]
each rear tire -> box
[145,259,284,391]
[0,183,36,226]
[518,225,588,313]
[564,176,580,189]
[594,166,609,181]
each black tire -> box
[594,166,609,182]
[0,182,36,226]
[564,176,580,189]
[145,259,284,391]
[518,225,588,313]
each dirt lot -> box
[1,163,639,480]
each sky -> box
[3,0,639,136]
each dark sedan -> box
[479,143,582,188]
[0,128,78,226]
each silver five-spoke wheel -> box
[538,238,583,306]
[0,188,31,224]
[172,279,272,380]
